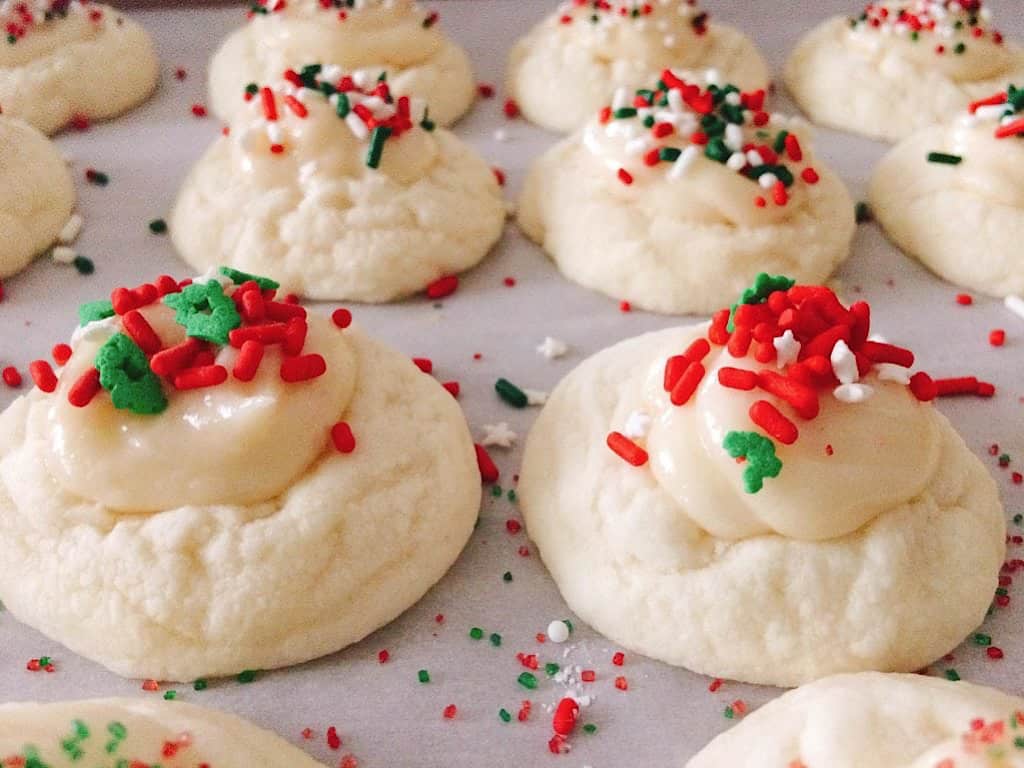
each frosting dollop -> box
[553,0,711,64]
[606,275,955,542]
[29,270,357,512]
[232,65,439,185]
[582,73,820,227]
[846,0,1011,81]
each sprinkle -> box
[58,213,83,244]
[495,377,528,408]
[503,99,520,118]
[67,367,102,407]
[475,443,500,483]
[617,168,634,185]
[2,366,22,388]
[442,380,460,397]
[855,201,872,223]
[749,400,798,445]
[425,275,458,299]
[547,620,570,643]
[84,168,109,186]
[331,422,356,453]
[142,679,159,691]
[443,704,457,719]
[956,293,974,306]
[28,360,57,392]
[490,632,502,647]
[607,431,649,466]
[517,672,538,690]
[191,103,207,117]
[552,698,579,736]
[148,218,167,234]
[73,255,94,275]
[990,329,1006,346]
[614,676,628,691]
[537,336,569,359]
[174,365,228,391]
[279,353,326,382]
[927,151,963,165]
[481,422,517,448]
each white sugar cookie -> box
[0,2,157,135]
[785,3,1024,142]
[173,66,505,302]
[507,0,768,133]
[518,76,854,314]
[870,86,1024,296]
[0,698,325,767]
[519,279,1004,686]
[0,268,480,680]
[0,116,75,278]
[209,0,474,126]
[689,673,1024,768]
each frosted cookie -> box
[208,0,474,126]
[0,698,325,767]
[785,1,1024,142]
[518,75,855,314]
[0,1,158,135]
[173,66,506,302]
[870,85,1024,296]
[507,1,768,133]
[0,268,481,680]
[0,116,75,278]
[519,275,1005,686]
[689,672,1024,767]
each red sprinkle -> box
[174,365,228,391]
[709,678,723,693]
[2,366,22,388]
[617,168,634,185]
[67,367,102,408]
[51,343,72,366]
[413,357,433,374]
[475,443,500,483]
[141,679,159,692]
[607,431,649,466]
[122,310,163,355]
[987,646,1005,660]
[669,362,705,406]
[332,308,353,329]
[909,371,938,401]
[956,293,973,306]
[619,300,632,313]
[443,705,457,720]
[934,376,979,397]
[426,275,459,300]
[503,99,520,118]
[989,329,1006,347]
[749,400,799,445]
[552,698,579,736]
[718,366,757,391]
[191,103,207,117]
[580,670,595,682]
[233,340,264,382]
[326,726,342,750]
[442,380,460,398]
[378,649,389,664]
[279,353,326,382]
[614,676,628,691]
[150,338,203,377]
[477,83,495,98]
[28,360,57,393]
[506,519,521,534]
[612,652,625,666]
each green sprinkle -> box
[613,107,637,119]
[1015,736,1024,748]
[491,485,503,497]
[73,255,95,275]
[704,137,731,163]
[855,201,872,223]
[517,672,538,690]
[583,723,598,734]
[366,125,392,169]
[773,130,789,153]
[498,708,511,723]
[723,431,783,493]
[997,587,1009,597]
[490,632,502,647]
[502,571,513,582]
[245,82,259,95]
[469,627,484,640]
[945,668,961,682]
[420,107,435,132]
[544,662,560,676]
[418,669,430,683]
[163,690,177,700]
[974,633,992,646]
[563,619,573,633]
[658,147,682,163]
[642,115,655,128]
[495,378,528,408]
[218,266,279,290]
[1014,514,1022,525]
[954,42,966,54]
[148,218,167,234]
[193,679,207,691]
[507,489,517,503]
[911,30,919,41]
[336,92,350,118]
[107,722,126,739]
[163,280,241,344]
[87,171,109,186]
[95,333,167,415]
[237,669,258,684]
[79,299,114,326]
[39,656,51,667]
[723,705,735,719]
[927,151,963,165]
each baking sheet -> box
[1,0,1023,764]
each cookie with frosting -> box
[0,1,158,135]
[870,85,1024,296]
[173,65,506,302]
[689,673,1024,767]
[518,74,854,314]
[0,268,481,680]
[519,275,1004,686]
[507,0,768,133]
[209,0,475,126]
[0,115,75,278]
[0,698,325,767]
[785,1,1024,142]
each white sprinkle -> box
[547,620,570,644]
[704,68,721,86]
[51,245,77,264]
[298,161,318,184]
[345,112,369,140]
[525,388,548,406]
[834,382,874,403]
[480,422,517,449]
[57,213,83,245]
[725,91,742,106]
[625,136,653,156]
[611,87,630,111]
[726,152,747,171]
[321,64,343,82]
[1004,294,1024,321]
[667,88,684,113]
[975,104,1008,121]
[265,122,283,144]
[773,330,801,369]
[622,410,651,439]
[746,149,764,167]
[830,339,859,385]
[757,172,778,189]
[537,336,569,359]
[668,145,699,180]
[724,123,744,151]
